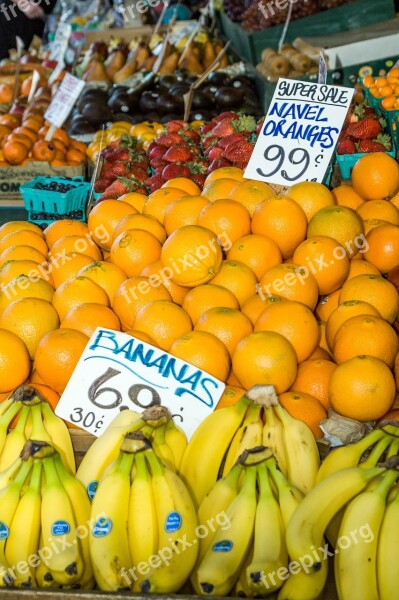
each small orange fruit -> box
[197,199,251,245]
[43,220,89,249]
[112,213,166,245]
[308,346,333,361]
[140,259,188,306]
[201,178,242,202]
[227,234,282,281]
[228,180,275,217]
[0,329,30,392]
[325,300,380,351]
[181,284,239,325]
[125,330,159,347]
[162,177,201,196]
[307,206,365,257]
[363,224,399,274]
[133,300,192,351]
[232,331,298,394]
[0,230,48,257]
[241,294,285,325]
[77,261,127,304]
[164,196,210,236]
[259,263,319,310]
[357,200,399,225]
[216,385,246,409]
[112,276,171,331]
[351,152,399,200]
[0,276,54,314]
[329,355,395,421]
[51,253,95,288]
[32,140,56,162]
[110,229,162,278]
[0,221,43,238]
[50,235,102,262]
[204,167,244,185]
[143,187,186,223]
[0,245,47,267]
[3,141,28,165]
[278,391,327,439]
[210,260,257,308]
[339,274,399,323]
[332,184,365,210]
[195,307,253,358]
[169,331,230,381]
[362,219,391,236]
[52,276,110,321]
[0,260,53,287]
[87,200,137,251]
[118,192,146,213]
[290,359,337,411]
[346,259,380,279]
[287,182,335,221]
[315,289,341,321]
[61,303,121,337]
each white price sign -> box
[50,23,72,62]
[55,328,225,440]
[44,72,85,129]
[245,78,354,186]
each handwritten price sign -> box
[55,328,225,440]
[245,78,354,186]
[44,72,85,129]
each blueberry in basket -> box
[33,182,76,192]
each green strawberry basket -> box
[335,147,396,180]
[381,108,399,152]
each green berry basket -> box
[335,147,396,180]
[381,108,399,151]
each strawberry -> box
[347,118,382,140]
[182,129,201,144]
[151,158,167,169]
[99,177,136,200]
[218,132,249,149]
[146,141,158,155]
[211,115,257,138]
[156,132,184,147]
[200,122,214,135]
[358,134,392,153]
[163,145,193,163]
[336,139,356,155]
[94,177,114,193]
[127,167,148,182]
[208,158,232,172]
[212,112,239,123]
[222,139,254,164]
[146,173,165,189]
[148,145,167,160]
[191,173,206,188]
[167,120,187,132]
[162,163,191,180]
[211,118,236,138]
[105,148,133,163]
[108,162,130,177]
[202,135,218,150]
[208,146,224,161]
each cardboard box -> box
[0,162,86,205]
[84,25,155,47]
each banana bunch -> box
[77,406,187,498]
[191,446,303,597]
[179,384,320,508]
[0,385,75,474]
[89,432,198,593]
[0,440,92,589]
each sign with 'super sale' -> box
[245,78,354,186]
[55,328,225,440]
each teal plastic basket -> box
[335,148,396,180]
[20,176,91,226]
[382,108,399,150]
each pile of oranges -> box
[363,66,399,110]
[0,152,398,440]
[0,112,87,167]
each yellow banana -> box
[179,395,250,507]
[0,401,22,455]
[41,402,76,474]
[89,450,133,591]
[377,483,399,599]
[194,466,257,597]
[222,404,262,478]
[0,458,23,491]
[246,463,288,595]
[263,406,288,476]
[386,436,399,459]
[5,461,42,587]
[151,423,176,470]
[30,403,51,443]
[0,395,13,418]
[359,434,393,469]
[335,468,398,600]
[266,458,303,529]
[41,455,83,586]
[164,420,187,470]
[35,533,60,589]
[233,549,255,598]
[0,406,30,472]
[140,448,198,594]
[127,451,158,592]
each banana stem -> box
[43,456,60,487]
[13,405,30,434]
[30,404,51,443]
[28,461,42,493]
[144,448,164,477]
[361,436,393,469]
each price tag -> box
[55,328,225,440]
[44,72,85,129]
[50,23,72,62]
[244,78,354,186]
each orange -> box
[197,199,251,245]
[307,206,365,258]
[0,245,47,267]
[0,221,43,238]
[329,355,395,421]
[34,328,89,394]
[164,196,210,236]
[241,294,285,325]
[3,141,28,165]
[251,197,307,259]
[61,303,121,337]
[66,148,85,164]
[87,200,137,251]
[0,260,53,287]
[254,300,319,363]
[50,235,102,262]
[133,300,192,351]
[140,259,188,305]
[351,153,399,200]
[363,224,399,274]
[32,140,56,162]
[160,225,223,287]
[228,180,276,217]
[0,114,20,129]
[125,330,159,347]
[112,276,171,331]
[169,331,230,381]
[363,219,391,235]
[332,314,398,368]
[118,192,146,213]
[357,200,399,225]
[195,307,253,358]
[346,259,380,279]
[317,320,330,355]
[308,346,333,361]
[226,368,242,387]
[50,253,95,288]
[110,229,162,278]
[232,331,298,394]
[0,297,59,359]
[14,126,37,144]
[332,184,365,210]
[325,300,380,351]
[259,263,319,310]
[181,284,239,325]
[292,235,350,295]
[210,260,257,308]
[390,190,399,210]
[0,329,30,392]
[290,359,336,411]
[162,177,201,196]
[43,220,89,249]
[226,234,282,281]
[279,391,327,439]
[0,230,48,257]
[143,188,186,223]
[204,167,244,185]
[315,289,341,321]
[216,385,246,409]
[201,178,242,202]
[27,383,60,412]
[287,182,335,222]
[339,274,398,323]
[0,276,54,314]
[52,276,110,321]
[112,213,166,245]
[76,261,127,304]
[7,133,33,151]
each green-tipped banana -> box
[0,406,30,472]
[0,395,13,418]
[335,468,398,600]
[359,434,393,469]
[41,402,76,474]
[151,423,176,470]
[89,450,133,591]
[263,406,288,476]
[179,395,251,507]
[377,483,399,599]
[164,420,187,470]
[222,404,263,478]
[194,466,257,597]
[0,458,23,491]
[267,458,303,530]
[5,461,42,587]
[246,463,288,595]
